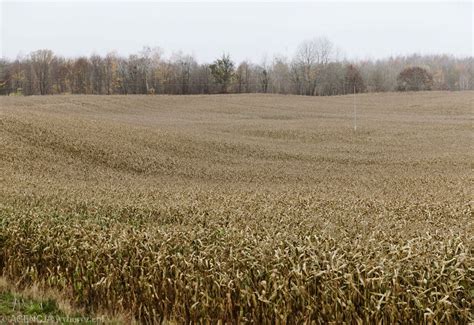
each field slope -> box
[0,92,472,323]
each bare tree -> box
[104,52,118,95]
[30,49,54,95]
[293,37,335,95]
[170,52,196,95]
[271,56,291,94]
[49,56,71,94]
[72,57,91,94]
[146,47,163,94]
[235,61,252,93]
[90,54,105,94]
[139,46,162,94]
[0,59,11,95]
[315,62,345,96]
[193,64,212,94]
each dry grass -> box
[0,92,472,323]
[0,276,134,323]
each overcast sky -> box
[1,1,472,63]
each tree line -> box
[1,38,472,96]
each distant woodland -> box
[1,38,472,96]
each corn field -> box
[1,92,472,323]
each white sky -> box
[1,1,472,63]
